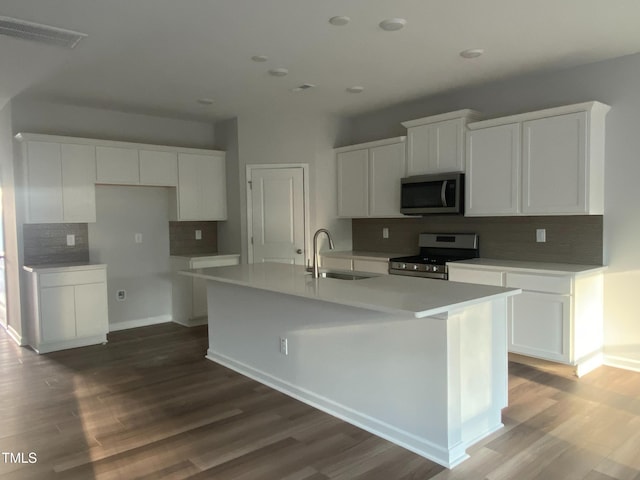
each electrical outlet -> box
[279,337,288,355]
[135,233,143,244]
[116,290,126,301]
[66,234,75,246]
[536,229,546,243]
[195,229,202,240]
[382,227,389,239]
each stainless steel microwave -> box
[400,173,464,215]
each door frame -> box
[246,164,310,265]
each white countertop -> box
[321,250,407,261]
[447,258,606,275]
[23,263,107,273]
[180,262,519,319]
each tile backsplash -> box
[169,221,218,256]
[23,223,90,265]
[352,215,603,265]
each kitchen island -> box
[181,263,520,468]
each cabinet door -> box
[407,119,464,175]
[509,291,570,362]
[466,124,520,216]
[448,267,504,286]
[40,286,76,342]
[192,277,208,318]
[406,124,431,175]
[200,155,227,220]
[522,112,587,214]
[25,141,63,223]
[75,282,108,337]
[369,142,405,217]
[139,150,178,186]
[96,146,140,184]
[337,149,368,217]
[61,144,97,222]
[321,257,353,271]
[177,153,226,220]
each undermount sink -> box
[310,271,374,281]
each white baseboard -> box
[6,325,24,346]
[604,355,640,373]
[206,349,466,469]
[109,315,172,332]
[172,315,207,327]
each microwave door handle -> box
[441,180,448,207]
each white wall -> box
[0,100,23,340]
[89,186,172,328]
[346,53,640,371]
[234,110,352,265]
[11,98,215,148]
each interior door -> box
[249,167,305,265]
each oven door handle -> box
[441,180,448,207]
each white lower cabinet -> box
[24,265,109,354]
[320,253,392,275]
[171,255,240,326]
[509,291,570,362]
[448,262,604,376]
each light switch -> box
[66,234,75,246]
[135,233,143,244]
[536,229,546,243]
[195,229,202,240]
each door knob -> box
[296,249,303,254]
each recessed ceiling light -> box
[379,18,407,31]
[251,55,268,62]
[460,48,484,59]
[196,98,214,105]
[268,68,289,77]
[329,16,351,26]
[346,86,364,93]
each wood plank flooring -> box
[1,323,639,479]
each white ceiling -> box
[2,0,640,121]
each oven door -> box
[400,173,463,215]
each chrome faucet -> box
[311,228,335,278]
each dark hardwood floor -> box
[1,323,639,479]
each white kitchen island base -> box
[201,270,514,469]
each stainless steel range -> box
[389,233,479,280]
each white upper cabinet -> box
[337,148,369,217]
[465,102,609,216]
[139,150,178,186]
[17,133,227,223]
[370,142,406,217]
[19,138,96,223]
[522,112,589,214]
[96,146,140,184]
[466,124,520,216]
[175,153,227,221]
[61,144,97,223]
[402,110,481,175]
[336,137,406,218]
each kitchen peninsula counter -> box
[181,262,520,469]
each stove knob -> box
[432,266,438,272]
[400,263,406,269]
[412,264,419,270]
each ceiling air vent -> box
[291,84,316,92]
[0,16,87,49]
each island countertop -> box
[180,262,520,319]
